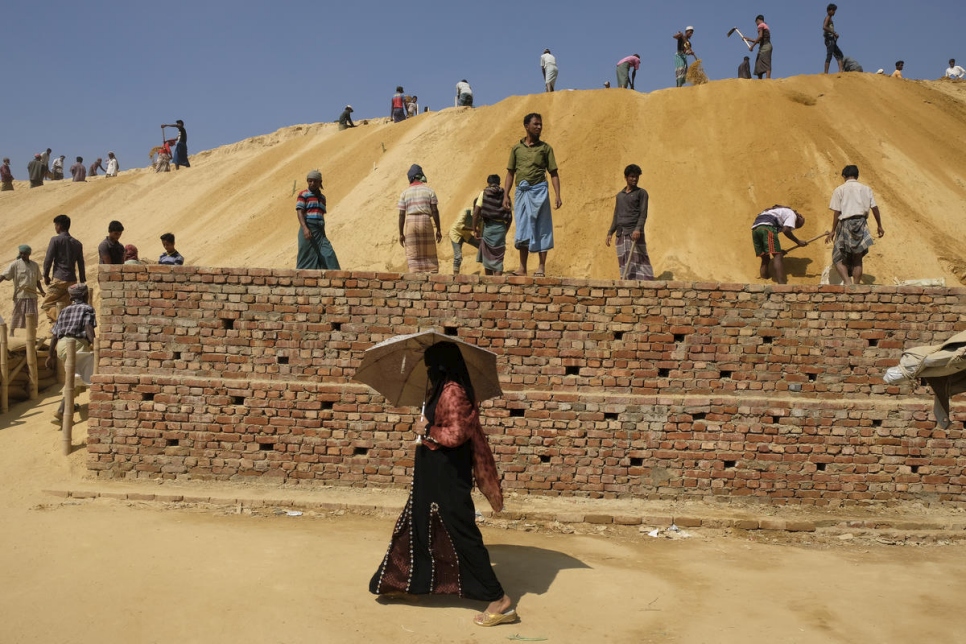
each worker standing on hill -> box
[338,105,356,130]
[823,4,844,73]
[738,56,752,79]
[1,157,14,191]
[161,120,190,169]
[28,154,45,188]
[296,170,341,271]
[70,157,86,182]
[41,214,85,321]
[673,28,695,87]
[391,87,407,122]
[106,152,119,177]
[504,113,561,277]
[0,245,45,336]
[473,175,512,276]
[541,49,558,92]
[98,221,126,265]
[398,164,442,273]
[456,80,473,107]
[606,164,653,281]
[616,54,641,89]
[826,165,885,286]
[51,155,65,180]
[751,205,806,285]
[749,15,772,79]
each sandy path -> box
[2,393,966,643]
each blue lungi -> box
[513,181,554,253]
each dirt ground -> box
[3,391,966,644]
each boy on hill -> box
[606,165,653,281]
[159,233,185,266]
[751,205,806,284]
[295,170,341,270]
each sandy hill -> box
[3,74,966,328]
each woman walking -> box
[369,341,518,627]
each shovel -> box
[727,27,754,51]
[782,231,831,255]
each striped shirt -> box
[397,183,438,216]
[296,189,327,220]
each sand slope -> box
[2,74,966,326]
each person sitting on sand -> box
[891,61,904,78]
[751,205,806,284]
[338,105,355,130]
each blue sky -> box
[0,0,958,174]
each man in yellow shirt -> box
[448,208,479,275]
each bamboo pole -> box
[61,338,75,456]
[26,313,38,399]
[55,301,66,386]
[1,323,8,414]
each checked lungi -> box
[615,233,654,281]
[832,217,874,266]
[405,213,439,273]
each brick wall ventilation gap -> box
[89,266,966,507]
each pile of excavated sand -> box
[2,73,966,329]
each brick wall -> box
[89,266,966,506]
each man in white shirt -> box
[825,165,885,285]
[106,152,119,177]
[751,205,806,284]
[456,80,473,107]
[540,49,558,92]
[946,59,965,79]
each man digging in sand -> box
[751,205,806,284]
[825,164,885,285]
[504,113,561,277]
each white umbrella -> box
[353,331,502,407]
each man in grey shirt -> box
[605,164,653,280]
[41,214,86,321]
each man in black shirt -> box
[162,119,190,169]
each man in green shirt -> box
[503,113,562,277]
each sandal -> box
[474,608,519,627]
